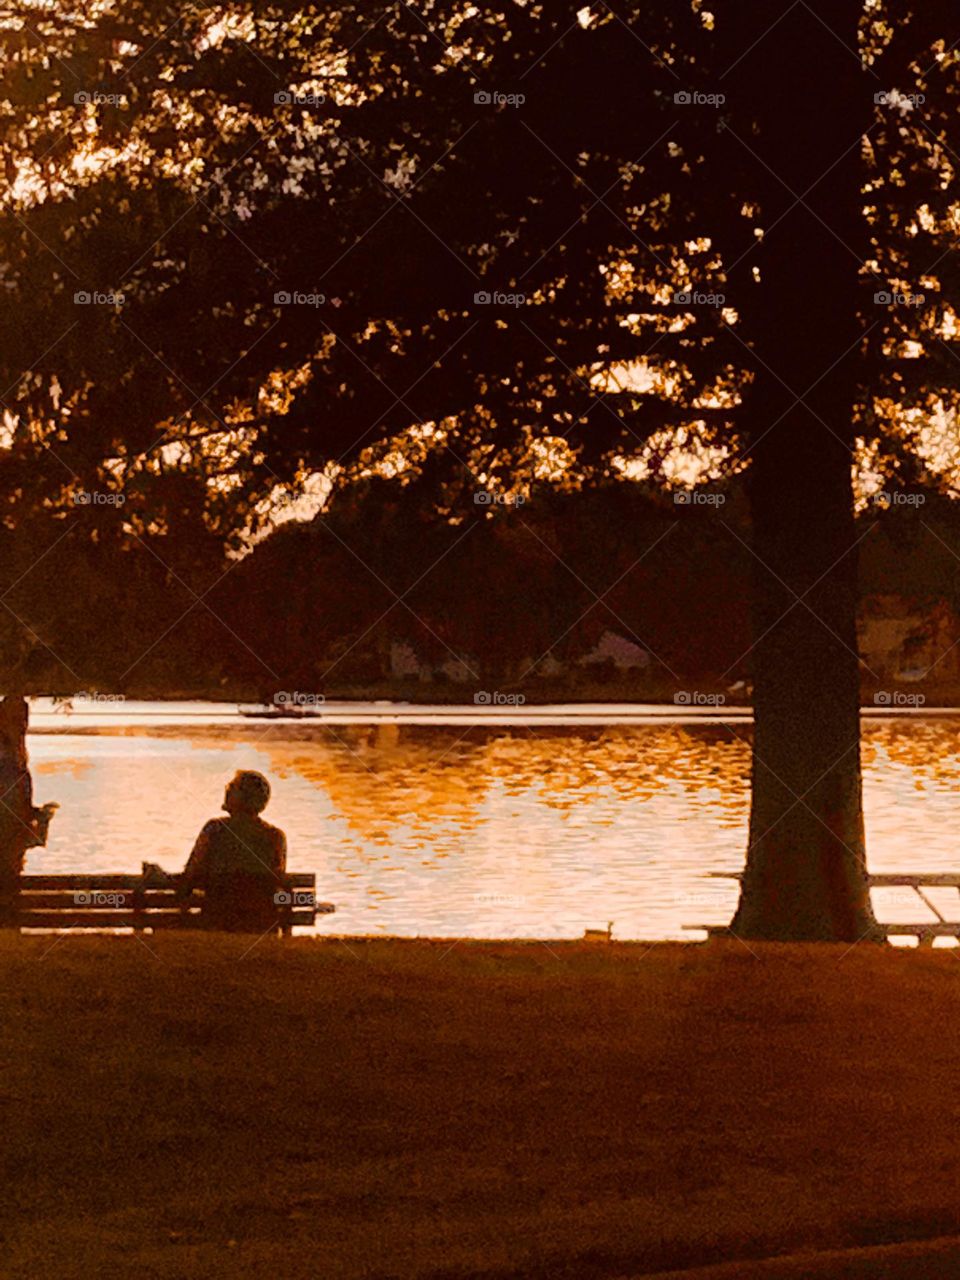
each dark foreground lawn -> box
[3,934,960,1278]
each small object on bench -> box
[15,872,334,934]
[140,860,175,888]
[583,921,613,941]
[27,802,58,850]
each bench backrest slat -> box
[19,891,330,908]
[868,874,960,888]
[20,872,316,890]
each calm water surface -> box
[22,702,960,940]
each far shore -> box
[5,936,960,1278]
[17,691,960,724]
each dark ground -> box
[3,935,960,1278]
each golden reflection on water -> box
[261,725,752,833]
[22,717,960,939]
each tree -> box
[721,2,876,939]
[720,2,960,937]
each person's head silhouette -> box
[223,770,271,816]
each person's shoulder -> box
[258,819,286,847]
[201,817,229,837]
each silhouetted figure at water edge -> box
[0,696,56,927]
[178,771,289,933]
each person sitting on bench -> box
[178,771,289,933]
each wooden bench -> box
[12,873,335,934]
[685,871,960,945]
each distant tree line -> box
[2,475,958,699]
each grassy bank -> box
[4,936,960,1278]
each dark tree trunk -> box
[0,694,30,929]
[726,0,879,940]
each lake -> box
[22,701,960,941]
